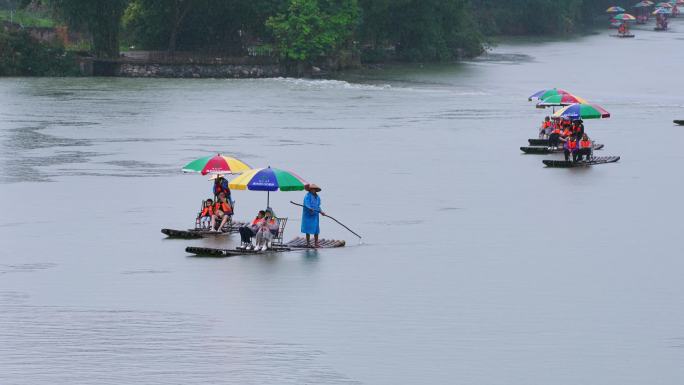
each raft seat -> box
[271,217,288,246]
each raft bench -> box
[271,217,288,246]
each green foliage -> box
[266,0,359,62]
[0,9,55,27]
[123,0,287,53]
[49,0,129,58]
[472,0,620,35]
[4,0,628,70]
[358,0,483,61]
[0,30,79,75]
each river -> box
[1,23,684,385]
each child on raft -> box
[199,199,214,229]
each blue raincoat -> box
[301,192,321,235]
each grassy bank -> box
[0,9,54,28]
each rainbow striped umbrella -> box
[657,2,673,7]
[553,103,611,120]
[229,166,308,206]
[654,6,672,13]
[607,6,626,12]
[614,12,638,20]
[528,88,572,102]
[182,154,251,175]
[537,94,588,108]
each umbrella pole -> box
[267,191,270,208]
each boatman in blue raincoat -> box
[301,184,325,248]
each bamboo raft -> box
[161,222,248,239]
[543,156,620,168]
[186,237,346,257]
[528,138,549,146]
[674,120,684,126]
[520,143,603,154]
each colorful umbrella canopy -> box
[614,12,638,20]
[229,166,308,206]
[654,6,672,13]
[528,88,572,102]
[634,1,650,7]
[657,2,673,6]
[553,103,611,120]
[537,94,588,108]
[182,154,252,175]
[607,6,626,12]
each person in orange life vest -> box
[212,174,231,202]
[238,210,265,249]
[548,125,562,149]
[255,208,279,251]
[210,192,233,231]
[571,119,584,140]
[539,116,552,138]
[199,199,214,229]
[576,133,593,161]
[618,22,627,35]
[563,135,579,162]
[561,126,573,144]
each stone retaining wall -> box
[115,63,282,78]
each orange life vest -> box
[562,129,572,137]
[552,128,561,135]
[542,121,551,129]
[580,140,592,149]
[567,140,578,150]
[201,206,214,217]
[214,201,232,214]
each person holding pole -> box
[301,184,325,248]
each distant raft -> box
[521,143,604,154]
[543,156,620,168]
[674,120,684,126]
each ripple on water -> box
[0,296,359,385]
[0,263,57,274]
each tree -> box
[50,0,129,58]
[266,0,359,62]
[358,0,483,61]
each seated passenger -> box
[561,120,573,139]
[211,193,233,232]
[564,136,579,162]
[576,134,593,161]
[199,199,214,229]
[239,210,265,249]
[618,22,627,35]
[539,116,551,139]
[572,119,584,139]
[548,126,562,149]
[255,209,279,251]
